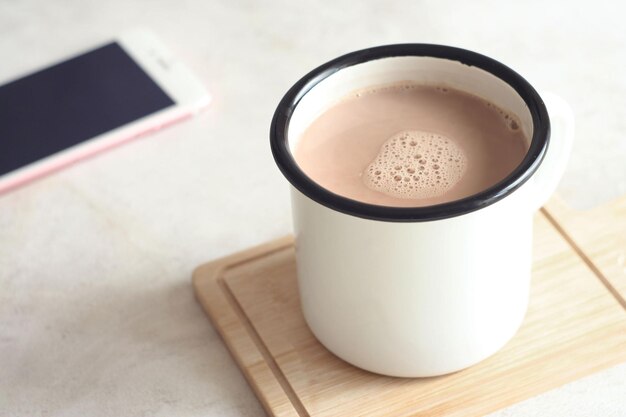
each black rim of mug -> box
[270,44,550,222]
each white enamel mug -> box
[270,45,574,377]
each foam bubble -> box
[484,100,521,131]
[363,130,467,199]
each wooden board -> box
[545,197,626,306]
[193,206,626,417]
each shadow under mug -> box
[271,44,574,377]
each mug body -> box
[271,45,550,377]
[291,186,532,377]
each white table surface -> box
[1,1,625,416]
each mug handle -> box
[528,92,575,211]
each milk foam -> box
[363,130,467,199]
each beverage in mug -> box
[294,83,529,207]
[271,44,574,377]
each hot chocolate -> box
[294,83,529,207]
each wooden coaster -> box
[193,208,626,417]
[545,197,626,303]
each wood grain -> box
[193,211,626,417]
[544,196,626,306]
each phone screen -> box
[0,42,175,176]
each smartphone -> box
[0,29,210,195]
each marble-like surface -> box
[0,0,625,415]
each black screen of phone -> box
[0,42,175,176]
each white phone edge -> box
[0,28,210,196]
